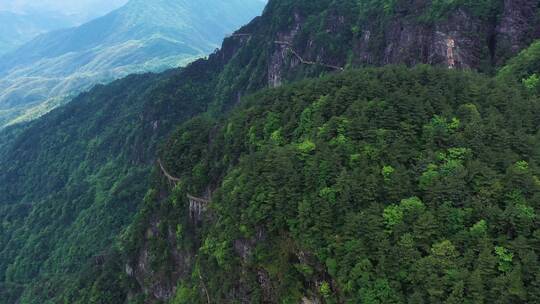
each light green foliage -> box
[264,113,282,137]
[495,246,514,273]
[470,219,487,236]
[297,139,317,155]
[431,240,459,263]
[420,147,471,190]
[326,258,338,276]
[424,115,460,137]
[383,205,404,231]
[447,147,471,160]
[248,126,261,147]
[295,263,315,277]
[320,281,332,298]
[270,129,285,145]
[400,197,426,213]
[498,41,540,83]
[171,284,197,304]
[515,160,529,171]
[297,96,328,138]
[516,204,536,221]
[382,165,395,181]
[383,197,425,231]
[523,74,540,90]
[319,187,338,204]
[201,237,231,267]
[419,164,440,189]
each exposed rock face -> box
[195,1,539,111]
[302,297,322,304]
[233,228,266,262]
[232,229,274,301]
[371,8,487,69]
[126,217,193,302]
[221,30,255,63]
[496,0,540,62]
[268,12,304,87]
[263,0,540,83]
[188,195,209,223]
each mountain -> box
[0,1,131,56]
[0,0,539,303]
[0,0,128,22]
[0,0,266,127]
[141,67,540,304]
[0,10,75,55]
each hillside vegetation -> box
[498,41,540,94]
[128,65,540,303]
[0,0,539,303]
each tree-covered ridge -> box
[208,0,538,108]
[120,65,540,303]
[498,40,540,93]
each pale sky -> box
[0,0,128,19]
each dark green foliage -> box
[498,40,540,78]
[147,66,540,303]
[0,1,539,303]
[418,0,504,23]
[498,40,540,94]
[0,55,223,302]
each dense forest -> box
[130,63,540,303]
[0,0,539,303]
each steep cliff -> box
[198,0,540,112]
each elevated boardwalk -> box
[158,159,181,184]
[187,194,210,219]
[274,41,344,71]
[157,159,211,220]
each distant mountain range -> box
[0,0,128,18]
[0,0,265,127]
[0,10,75,55]
[0,0,129,54]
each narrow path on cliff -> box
[274,41,344,71]
[157,159,181,183]
[157,159,211,205]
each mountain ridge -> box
[0,10,76,56]
[0,0,266,128]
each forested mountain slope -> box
[498,40,540,92]
[0,51,232,303]
[0,0,539,303]
[138,65,540,304]
[0,0,265,127]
